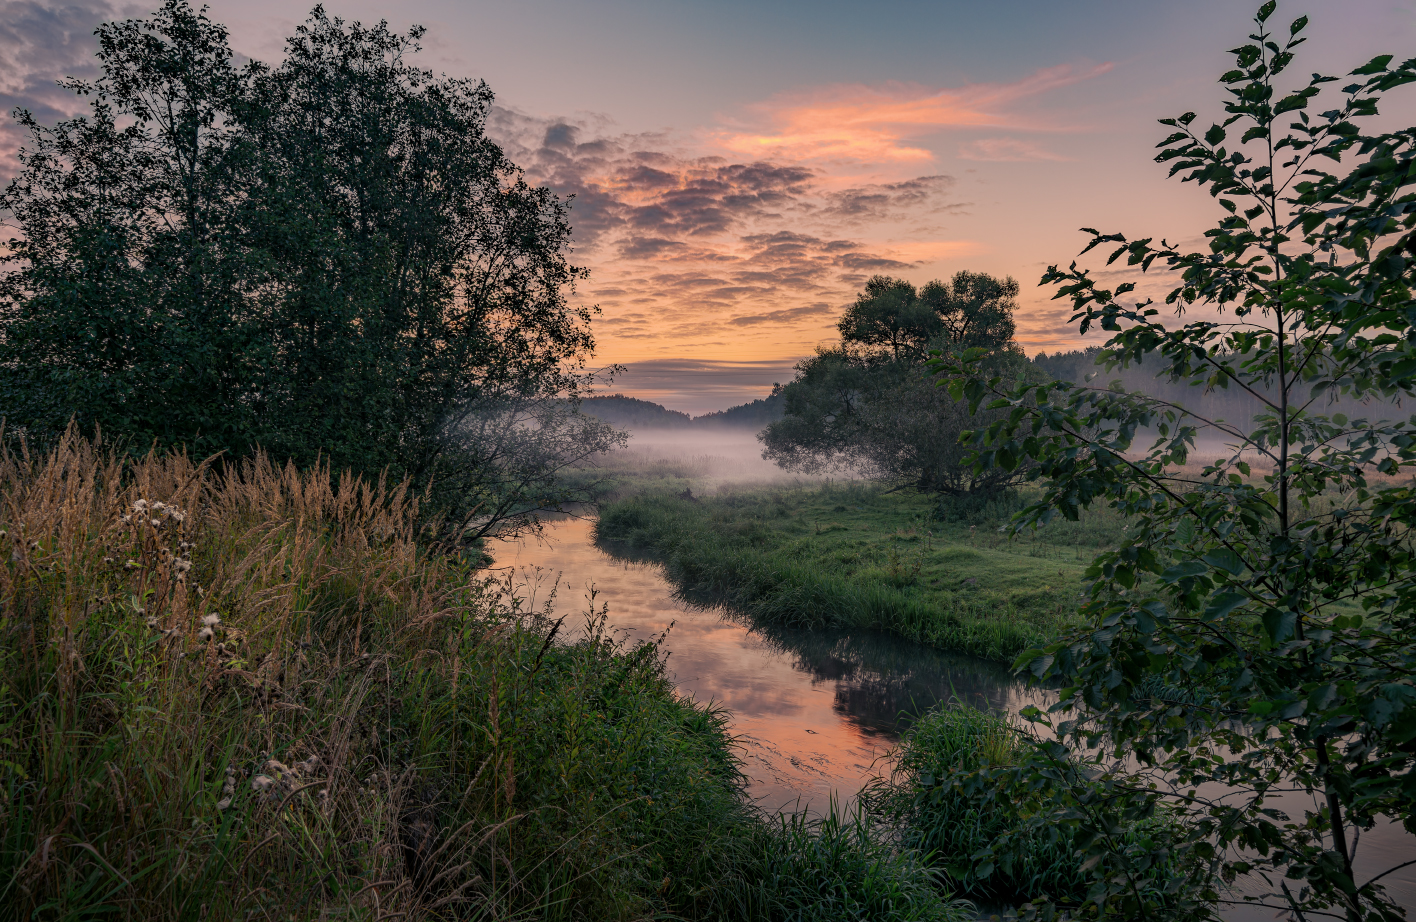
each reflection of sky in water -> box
[498,519,1416,917]
[498,518,1046,813]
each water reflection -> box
[728,618,1043,737]
[497,517,1042,813]
[500,518,1416,918]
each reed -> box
[0,430,972,921]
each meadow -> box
[0,432,974,922]
[594,474,1128,664]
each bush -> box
[863,704,1185,910]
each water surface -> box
[499,516,1416,918]
[498,517,1042,812]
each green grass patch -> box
[861,704,1188,910]
[595,482,1126,663]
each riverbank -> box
[595,483,1125,664]
[0,435,971,921]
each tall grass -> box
[861,706,1085,904]
[0,431,972,921]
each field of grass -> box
[0,433,973,922]
[595,481,1129,663]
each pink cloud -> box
[709,62,1113,165]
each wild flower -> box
[197,627,213,643]
[216,765,237,811]
[201,613,220,627]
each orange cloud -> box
[710,62,1113,165]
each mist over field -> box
[598,425,836,490]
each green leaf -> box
[1202,548,1245,575]
[1161,561,1209,582]
[1256,0,1276,22]
[1205,124,1227,146]
[1352,54,1394,76]
[1262,609,1297,643]
[1203,591,1248,621]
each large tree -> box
[0,2,620,539]
[939,5,1416,919]
[762,272,1028,495]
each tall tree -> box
[938,5,1416,919]
[0,2,620,538]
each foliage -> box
[762,273,1031,495]
[595,483,1114,662]
[730,801,973,922]
[0,430,974,921]
[0,1,620,541]
[693,391,786,429]
[864,705,1113,905]
[581,394,695,429]
[938,6,1416,919]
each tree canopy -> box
[762,271,1027,495]
[0,1,620,539]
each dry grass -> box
[0,429,976,922]
[0,429,712,920]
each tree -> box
[937,5,1416,919]
[762,273,1028,495]
[0,1,620,540]
[921,271,1021,350]
[837,275,940,361]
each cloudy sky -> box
[3,0,1414,412]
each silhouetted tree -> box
[762,272,1028,495]
[0,1,621,539]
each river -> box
[499,515,1416,919]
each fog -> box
[596,426,840,490]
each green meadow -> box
[596,481,1129,664]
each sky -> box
[3,0,1415,413]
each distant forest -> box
[1033,348,1409,437]
[591,350,1409,439]
[581,393,785,429]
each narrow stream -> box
[499,516,1416,918]
[498,517,1044,812]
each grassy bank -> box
[861,705,1187,911]
[595,483,1126,663]
[0,434,970,921]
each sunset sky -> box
[3,0,1414,412]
